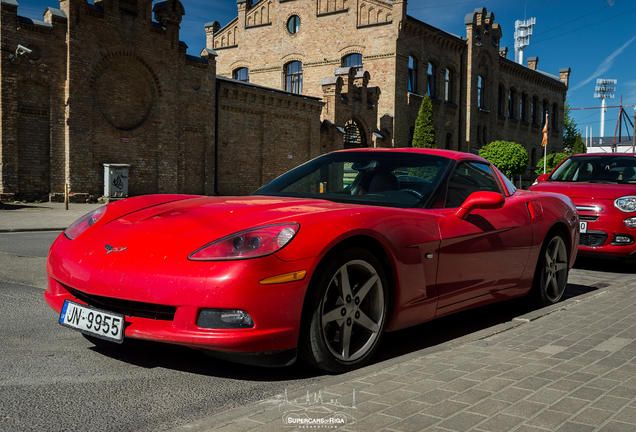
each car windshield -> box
[549,155,636,184]
[253,151,453,208]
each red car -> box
[45,149,578,372]
[531,153,636,260]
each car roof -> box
[332,147,488,163]
[568,153,636,158]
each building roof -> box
[406,15,465,43]
[216,76,322,101]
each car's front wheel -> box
[532,230,569,306]
[300,248,388,373]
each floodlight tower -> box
[514,17,536,65]
[594,78,617,146]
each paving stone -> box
[449,388,493,405]
[491,386,532,403]
[213,419,262,432]
[473,413,524,431]
[437,411,487,431]
[466,399,513,417]
[571,407,614,427]
[550,397,590,414]
[598,421,636,432]
[524,409,571,430]
[375,389,420,406]
[476,378,515,392]
[569,386,606,401]
[348,413,400,430]
[386,414,439,432]
[613,406,636,424]
[413,388,457,405]
[527,388,569,405]
[592,395,631,412]
[554,421,596,432]
[503,400,548,418]
[419,400,470,419]
[380,400,427,419]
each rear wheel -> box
[300,248,388,373]
[532,230,569,306]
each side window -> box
[445,162,502,208]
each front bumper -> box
[44,237,315,355]
[577,204,636,257]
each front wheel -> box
[300,248,389,373]
[532,230,569,307]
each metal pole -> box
[64,183,69,211]
[600,98,606,146]
[633,107,635,153]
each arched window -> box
[477,126,482,144]
[233,67,249,83]
[531,147,537,168]
[408,56,417,93]
[552,103,558,129]
[497,85,504,116]
[483,126,487,145]
[477,75,485,109]
[343,119,367,148]
[542,100,548,126]
[508,89,515,119]
[520,93,527,122]
[445,133,452,149]
[531,96,538,124]
[427,63,436,98]
[444,68,453,102]
[342,53,363,72]
[285,61,303,94]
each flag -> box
[541,117,548,147]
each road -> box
[0,232,634,431]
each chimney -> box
[559,67,571,89]
[499,47,508,58]
[527,56,538,71]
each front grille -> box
[580,231,608,247]
[579,215,599,222]
[64,286,176,321]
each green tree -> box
[570,133,587,154]
[535,152,568,176]
[479,141,529,180]
[411,95,437,148]
[562,100,581,153]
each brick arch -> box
[343,117,369,149]
[89,50,162,98]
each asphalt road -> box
[0,232,634,431]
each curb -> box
[0,228,66,233]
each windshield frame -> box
[548,154,636,184]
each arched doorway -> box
[343,118,367,149]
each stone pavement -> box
[170,275,636,432]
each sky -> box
[16,0,636,142]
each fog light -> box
[197,309,254,329]
[613,235,634,245]
[625,217,636,229]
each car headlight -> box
[64,206,107,240]
[615,196,636,213]
[189,223,299,261]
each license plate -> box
[59,300,125,343]
[580,221,588,233]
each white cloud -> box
[569,35,636,93]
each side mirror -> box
[456,191,505,220]
[533,173,549,185]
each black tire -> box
[531,230,569,307]
[300,247,389,373]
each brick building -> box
[208,1,571,173]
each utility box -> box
[103,164,130,201]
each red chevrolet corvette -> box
[530,153,636,259]
[45,149,578,372]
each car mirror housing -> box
[533,173,550,185]
[456,191,505,220]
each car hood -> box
[530,182,636,200]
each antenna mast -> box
[514,17,536,65]
[594,78,617,146]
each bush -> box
[535,152,568,176]
[479,141,529,180]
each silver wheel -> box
[321,259,385,362]
[533,231,569,306]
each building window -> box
[531,148,537,168]
[233,67,249,83]
[344,118,367,148]
[520,93,527,122]
[483,126,487,144]
[552,103,558,129]
[444,68,453,102]
[408,56,417,93]
[497,85,503,116]
[285,61,303,94]
[287,15,301,34]
[508,89,515,119]
[445,133,452,149]
[542,100,548,126]
[477,75,485,109]
[342,53,363,72]
[477,126,482,145]
[532,96,538,124]
[427,63,436,98]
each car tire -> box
[300,247,389,373]
[531,229,569,307]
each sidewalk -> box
[170,277,636,432]
[0,201,102,232]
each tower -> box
[594,78,616,146]
[514,18,536,65]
